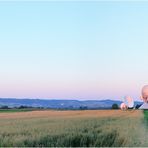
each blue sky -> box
[0,1,148,100]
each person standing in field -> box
[120,85,148,110]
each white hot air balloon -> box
[123,96,134,108]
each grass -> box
[0,110,147,147]
[143,110,148,123]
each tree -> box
[79,106,88,110]
[112,103,119,109]
[18,105,29,109]
[1,106,9,109]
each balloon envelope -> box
[120,103,127,110]
[124,96,134,108]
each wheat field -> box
[0,110,147,147]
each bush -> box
[112,104,119,109]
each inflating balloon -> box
[141,85,148,103]
[120,103,128,110]
[124,96,134,108]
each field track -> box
[0,109,143,119]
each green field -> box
[0,110,148,147]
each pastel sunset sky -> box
[0,1,148,100]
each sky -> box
[0,1,148,101]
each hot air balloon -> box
[124,96,134,109]
[139,85,148,109]
[120,103,128,110]
[141,85,148,103]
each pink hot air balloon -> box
[120,103,128,110]
[141,85,148,103]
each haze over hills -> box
[0,98,142,109]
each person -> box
[120,85,148,110]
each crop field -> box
[0,110,148,147]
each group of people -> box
[120,85,148,110]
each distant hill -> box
[0,98,142,109]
